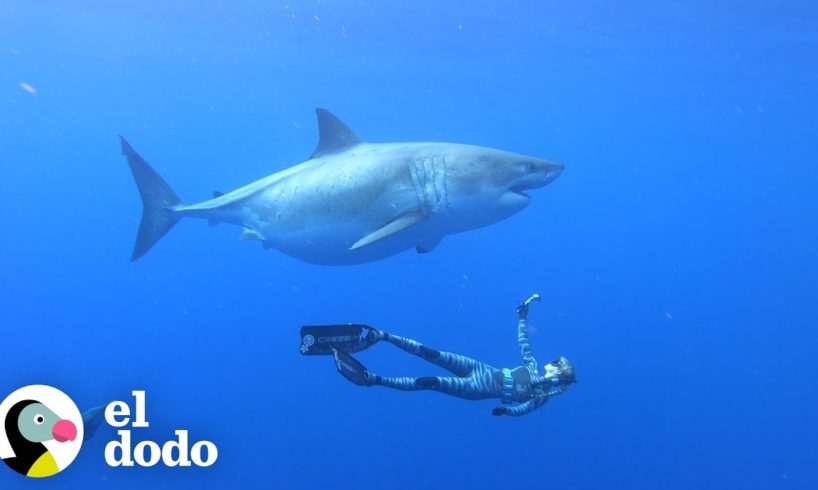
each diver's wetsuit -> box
[368,301,552,416]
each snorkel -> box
[541,356,576,396]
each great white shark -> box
[122,108,564,265]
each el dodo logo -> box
[0,385,83,478]
[1,386,217,478]
[104,390,218,468]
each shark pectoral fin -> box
[239,228,263,241]
[416,235,443,254]
[350,211,426,251]
[212,190,225,198]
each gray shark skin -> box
[122,108,564,266]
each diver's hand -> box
[516,293,541,319]
[492,406,508,416]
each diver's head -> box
[542,356,577,396]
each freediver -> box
[300,294,576,416]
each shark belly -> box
[239,149,442,265]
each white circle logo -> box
[303,334,315,347]
[0,385,84,478]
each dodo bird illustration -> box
[2,399,77,477]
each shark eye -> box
[33,414,45,425]
[527,161,536,171]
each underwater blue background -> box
[1,0,816,488]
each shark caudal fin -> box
[120,136,183,261]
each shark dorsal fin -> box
[310,108,362,159]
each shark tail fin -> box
[120,136,183,261]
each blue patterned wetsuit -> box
[370,306,552,416]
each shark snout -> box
[520,160,564,190]
[507,158,564,194]
[545,162,564,184]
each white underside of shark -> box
[122,108,564,266]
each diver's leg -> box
[373,376,426,391]
[378,332,478,377]
[374,375,489,400]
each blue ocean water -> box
[1,0,816,488]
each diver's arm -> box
[517,294,540,370]
[492,397,548,417]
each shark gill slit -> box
[434,155,449,211]
[411,157,447,217]
[410,159,430,217]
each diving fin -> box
[332,348,373,386]
[299,324,380,355]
